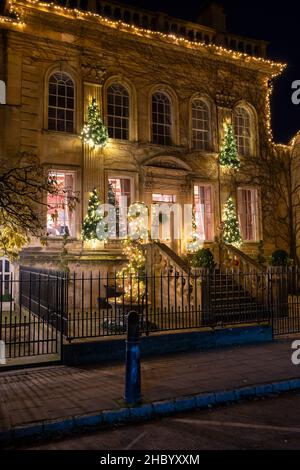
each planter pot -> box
[103,302,157,334]
[104,285,123,298]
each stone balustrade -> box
[52,1,267,58]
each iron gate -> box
[0,267,67,367]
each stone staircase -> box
[144,241,270,326]
[205,268,269,325]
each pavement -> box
[20,392,300,450]
[0,338,300,445]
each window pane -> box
[48,72,75,133]
[152,92,172,146]
[234,107,251,156]
[47,171,76,237]
[107,83,130,140]
[108,177,132,237]
[194,185,213,241]
[238,189,258,241]
[192,99,210,151]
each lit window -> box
[152,194,177,203]
[238,188,259,241]
[47,171,76,237]
[108,177,132,238]
[107,83,129,140]
[194,185,214,241]
[48,72,75,133]
[152,92,172,145]
[192,99,210,150]
[0,80,6,105]
[108,177,132,207]
[234,107,251,156]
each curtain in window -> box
[238,189,258,241]
[194,185,213,241]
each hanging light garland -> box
[12,1,286,71]
[9,1,295,152]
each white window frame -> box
[234,106,251,156]
[107,82,130,141]
[152,92,172,146]
[191,99,211,151]
[48,72,75,134]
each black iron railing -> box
[1,266,300,360]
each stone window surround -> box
[232,101,259,158]
[148,84,180,147]
[43,66,258,153]
[44,64,82,136]
[189,94,214,152]
[103,75,138,143]
[44,165,82,241]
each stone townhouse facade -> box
[0,0,298,276]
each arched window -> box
[48,72,75,133]
[107,83,130,140]
[191,99,211,150]
[0,80,6,105]
[152,92,172,146]
[234,106,251,156]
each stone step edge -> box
[1,378,300,445]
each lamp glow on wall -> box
[81,98,108,148]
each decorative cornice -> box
[215,92,237,109]
[10,0,286,75]
[81,60,107,84]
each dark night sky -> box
[113,0,300,144]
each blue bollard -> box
[125,311,141,405]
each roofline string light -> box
[10,0,286,72]
[1,1,24,26]
[9,1,299,149]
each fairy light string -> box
[7,1,298,150]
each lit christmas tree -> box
[108,180,116,207]
[82,188,103,241]
[81,98,108,148]
[186,206,202,254]
[117,203,148,302]
[222,197,242,248]
[117,237,146,302]
[219,122,240,170]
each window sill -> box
[42,236,78,242]
[108,138,132,144]
[42,129,79,138]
